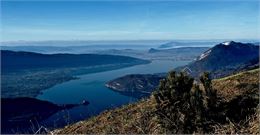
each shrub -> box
[200,72,217,110]
[153,71,196,133]
[153,71,217,133]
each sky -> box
[1,1,259,41]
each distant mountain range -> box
[93,47,209,61]
[0,45,156,54]
[1,50,149,73]
[148,47,209,53]
[106,41,259,97]
[158,41,218,49]
[0,45,209,61]
[158,40,259,49]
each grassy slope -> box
[213,68,259,102]
[55,69,259,134]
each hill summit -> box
[182,41,259,78]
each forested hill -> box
[1,50,149,73]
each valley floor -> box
[54,68,259,134]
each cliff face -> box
[55,69,259,134]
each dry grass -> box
[213,106,260,134]
[54,68,260,134]
[55,97,165,134]
[212,69,259,134]
[213,68,259,102]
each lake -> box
[36,60,190,129]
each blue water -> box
[36,60,190,129]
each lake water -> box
[36,60,190,129]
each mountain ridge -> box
[1,50,150,73]
[183,41,259,78]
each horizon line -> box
[1,38,259,43]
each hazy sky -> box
[1,1,259,41]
